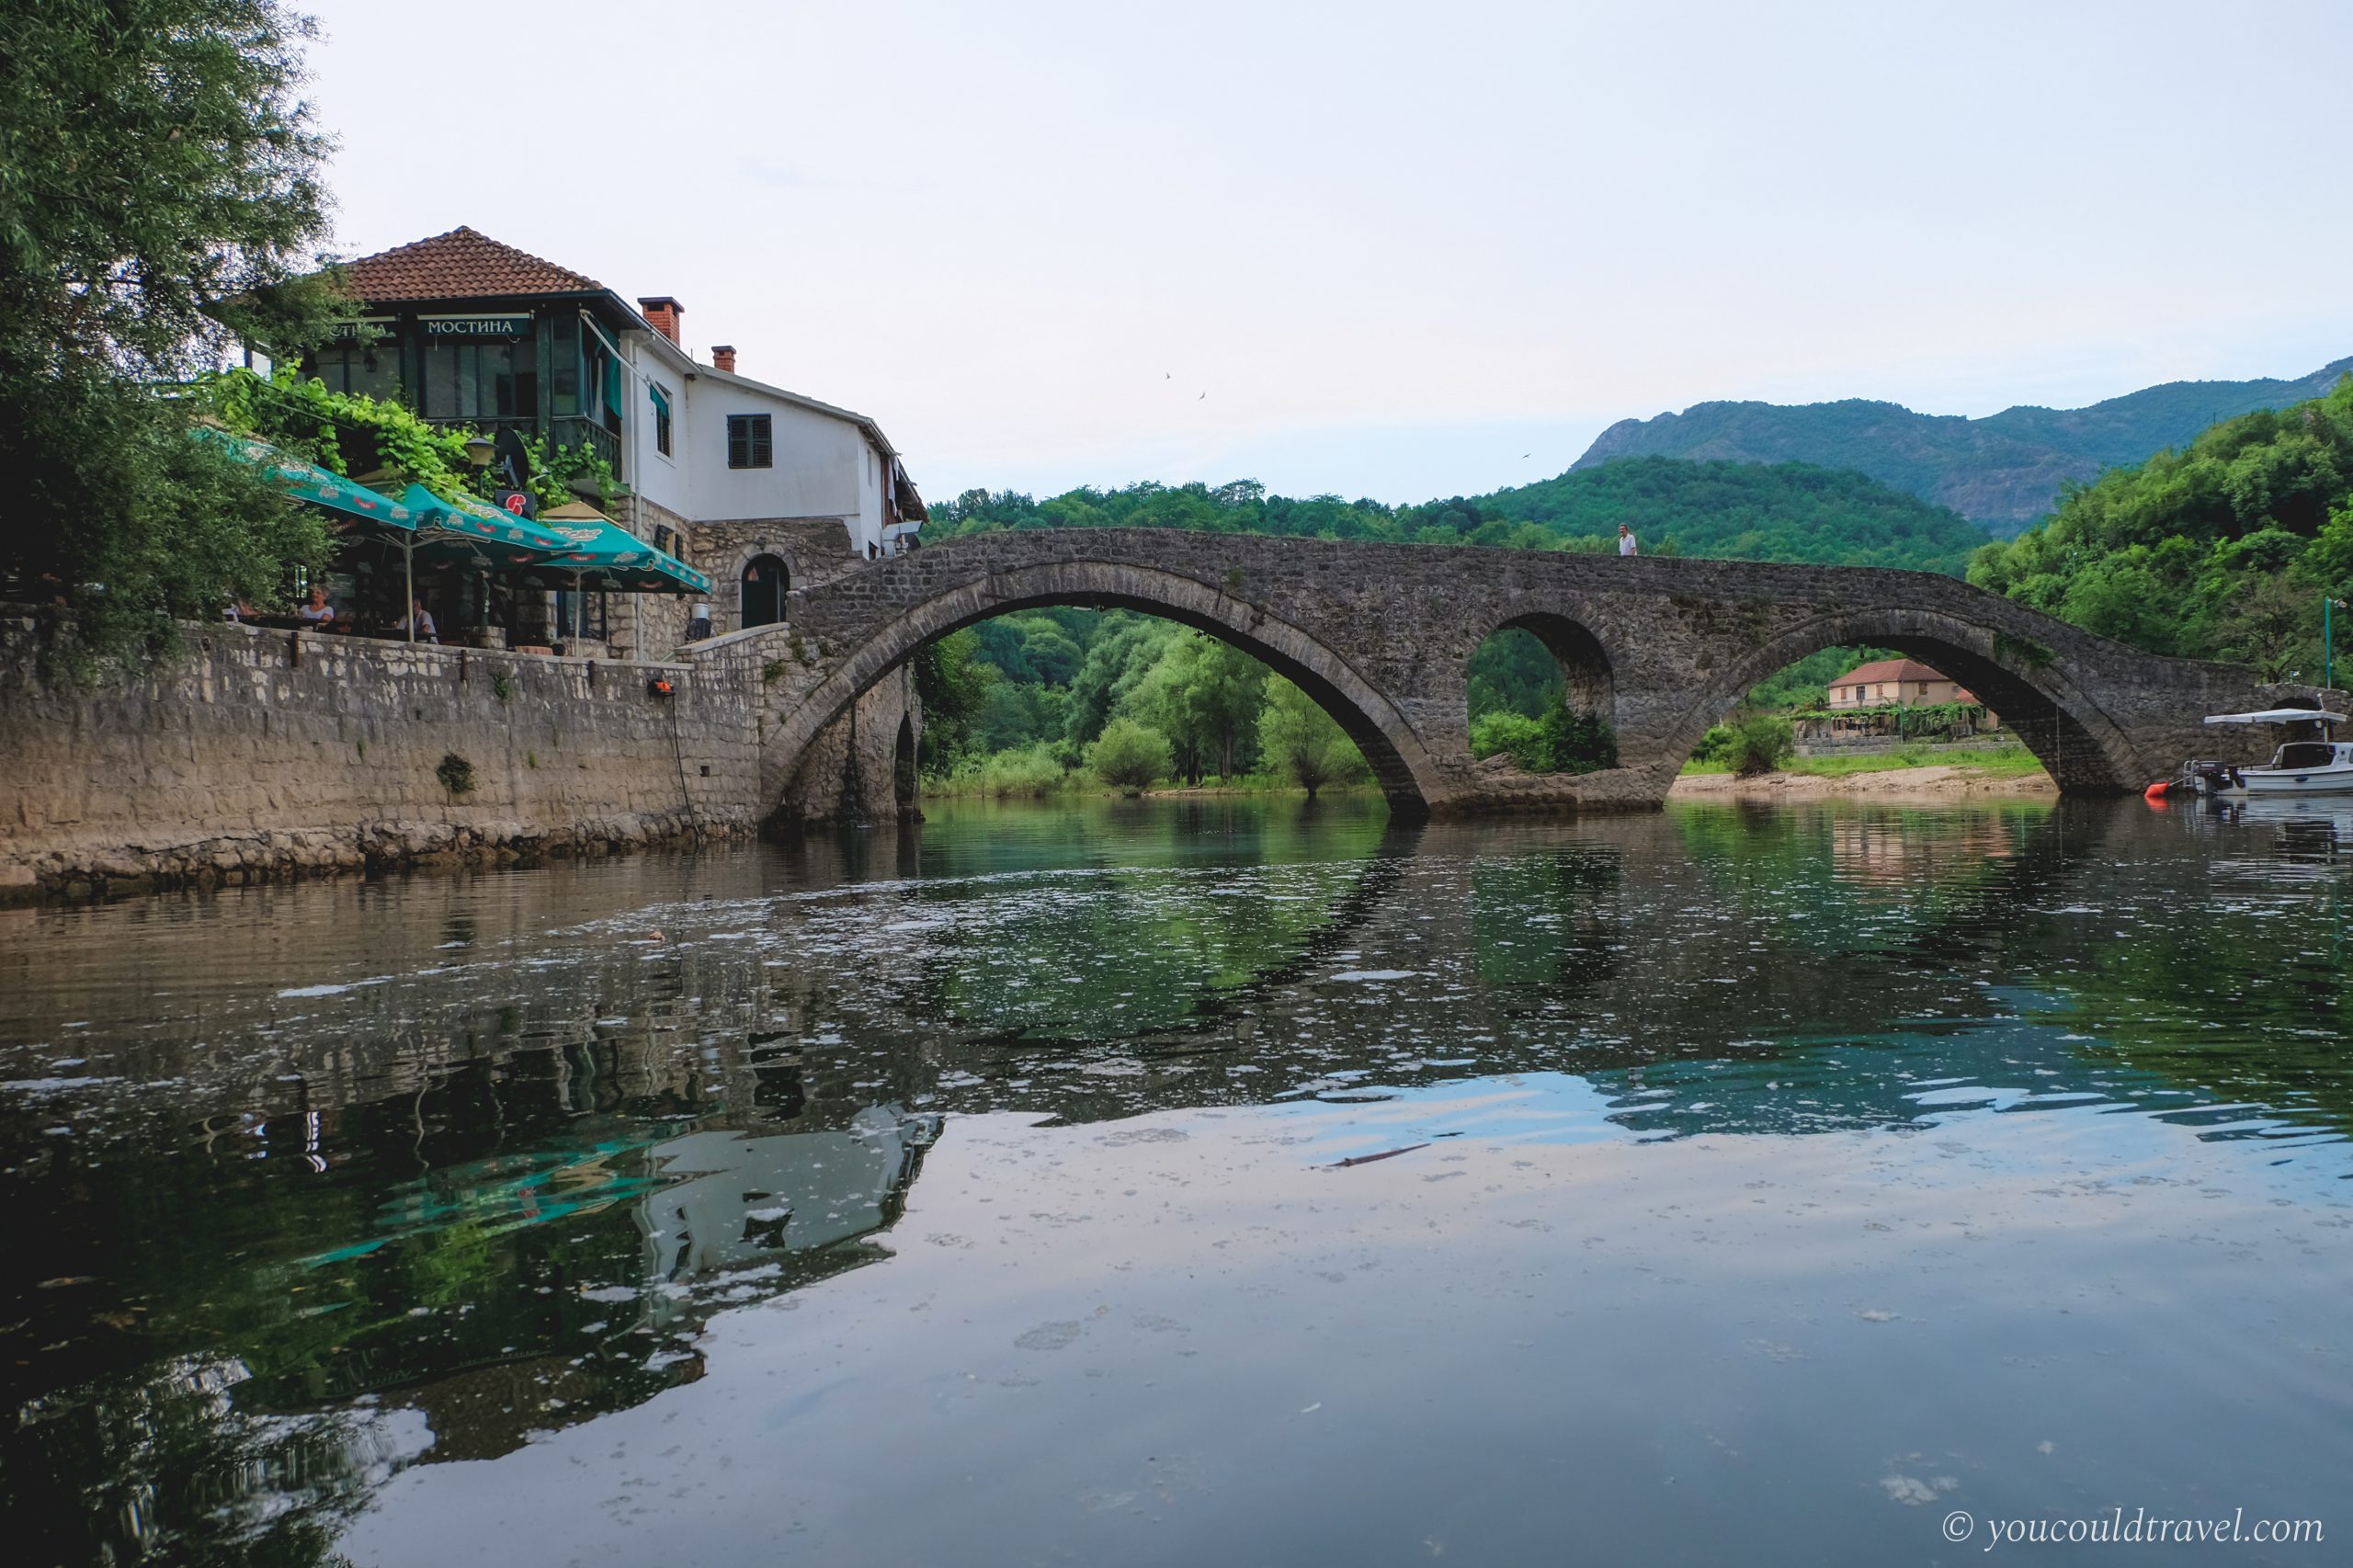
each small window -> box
[727,413,772,469]
[651,383,674,458]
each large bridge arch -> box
[1662,606,2144,791]
[761,557,1443,821]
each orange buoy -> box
[2143,780,2171,805]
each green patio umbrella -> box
[199,426,435,638]
[396,484,573,560]
[197,426,420,537]
[518,502,713,646]
[530,503,713,595]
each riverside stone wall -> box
[0,616,767,900]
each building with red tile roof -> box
[1827,658,1980,709]
[342,226,608,302]
[298,226,926,648]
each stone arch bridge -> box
[695,528,2308,824]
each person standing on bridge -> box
[1618,524,1639,557]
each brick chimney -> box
[637,296,683,344]
[710,345,736,373]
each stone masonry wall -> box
[695,517,862,639]
[0,616,766,900]
[753,528,2318,818]
[774,664,921,827]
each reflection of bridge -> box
[710,529,2319,820]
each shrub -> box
[1257,677,1370,796]
[1541,699,1619,774]
[1088,718,1173,792]
[1471,702,1617,774]
[1471,711,1550,771]
[436,753,477,795]
[1689,723,1735,764]
[1725,713,1794,776]
[977,744,1064,798]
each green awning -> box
[199,426,418,535]
[529,505,713,595]
[396,484,574,556]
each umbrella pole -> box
[404,539,415,642]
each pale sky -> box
[303,0,2353,505]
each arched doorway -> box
[741,554,789,630]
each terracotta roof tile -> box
[341,226,606,303]
[1833,658,1954,687]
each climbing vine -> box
[189,368,490,499]
[190,367,629,510]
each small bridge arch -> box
[1472,611,1617,729]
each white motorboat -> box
[2184,708,2353,797]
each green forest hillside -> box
[1971,374,2353,679]
[1475,459,1985,572]
[928,456,1984,574]
[1574,358,2353,535]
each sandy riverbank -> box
[1668,763,2057,801]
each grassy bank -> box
[1679,744,2048,780]
[924,764,1378,801]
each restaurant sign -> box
[420,314,533,339]
[326,316,397,342]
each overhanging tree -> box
[0,0,346,665]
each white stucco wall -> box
[617,330,900,560]
[628,359,689,519]
[688,388,864,523]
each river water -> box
[2,796,2347,1566]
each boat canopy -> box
[2202,708,2348,726]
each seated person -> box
[296,585,336,628]
[396,597,439,644]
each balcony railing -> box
[551,415,621,486]
[416,413,622,492]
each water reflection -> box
[1,794,2347,1564]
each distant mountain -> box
[1573,358,2353,536]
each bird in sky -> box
[1520,452,1530,459]
[1199,392,1206,400]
